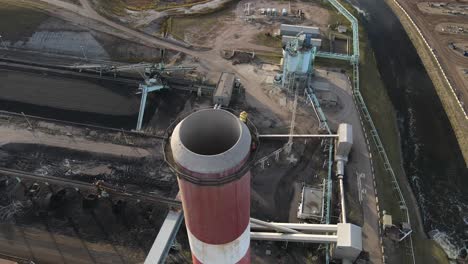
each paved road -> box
[321,69,383,264]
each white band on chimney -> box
[187,224,250,264]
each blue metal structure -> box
[135,64,195,131]
[136,78,166,131]
[316,51,352,62]
[282,33,318,90]
[321,0,416,263]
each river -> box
[347,0,468,259]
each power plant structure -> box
[0,0,422,262]
[148,107,363,264]
[168,109,255,263]
[281,31,318,93]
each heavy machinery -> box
[135,63,194,131]
[67,62,195,131]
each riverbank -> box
[359,28,449,264]
[385,0,468,168]
[359,26,447,264]
[338,0,450,262]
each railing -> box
[327,0,359,59]
[325,0,416,263]
[304,87,334,264]
[316,51,353,61]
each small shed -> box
[337,25,348,33]
[297,185,324,220]
[213,72,235,106]
[382,213,393,230]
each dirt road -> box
[8,0,289,122]
[390,0,468,164]
[0,126,151,157]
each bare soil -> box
[399,0,468,115]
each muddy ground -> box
[0,112,179,263]
[0,1,359,263]
[0,176,169,263]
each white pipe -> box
[258,134,338,138]
[250,222,338,232]
[336,159,346,223]
[250,218,300,234]
[339,176,346,223]
[250,232,338,243]
[336,159,347,223]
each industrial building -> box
[281,33,317,92]
[213,72,236,106]
[0,0,398,263]
[280,24,321,38]
[282,35,322,48]
[153,108,362,264]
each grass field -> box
[95,0,212,15]
[255,51,283,64]
[168,5,234,43]
[253,33,283,49]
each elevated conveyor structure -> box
[322,0,415,263]
[316,51,353,62]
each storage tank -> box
[266,8,271,15]
[272,8,277,16]
[282,8,288,16]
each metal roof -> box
[280,24,320,36]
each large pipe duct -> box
[170,109,252,264]
[335,124,353,224]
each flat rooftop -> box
[214,72,235,98]
[298,185,324,220]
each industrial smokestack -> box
[170,109,252,264]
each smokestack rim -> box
[178,109,243,157]
[168,109,253,183]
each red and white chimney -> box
[170,109,252,264]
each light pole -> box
[80,45,87,61]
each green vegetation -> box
[168,7,234,42]
[253,32,282,49]
[95,0,221,17]
[124,0,213,12]
[359,12,450,264]
[95,0,127,16]
[322,0,451,263]
[255,51,283,64]
[0,1,48,41]
[321,0,352,32]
